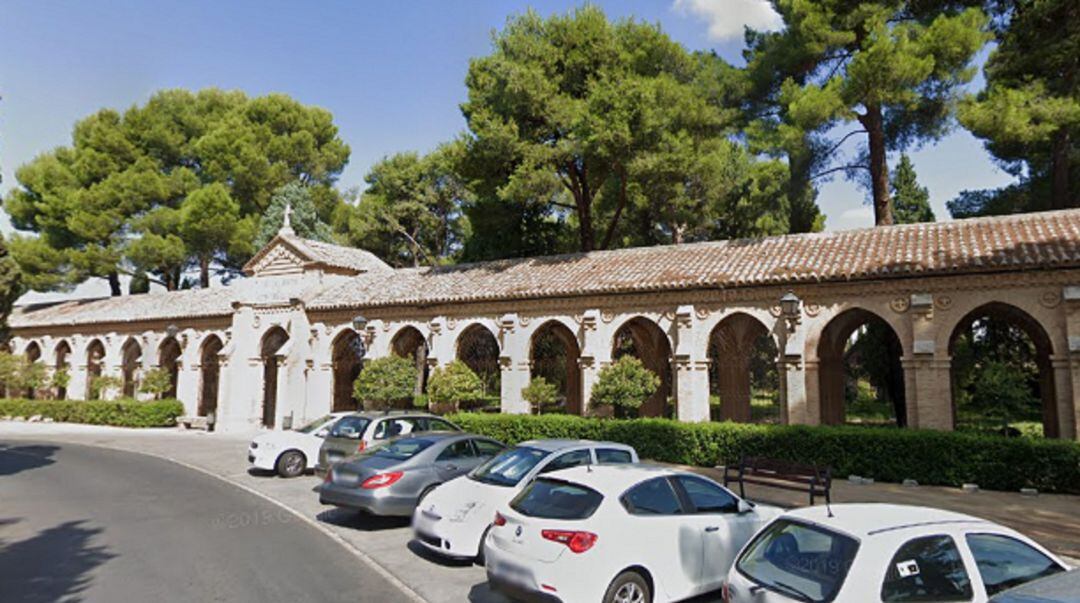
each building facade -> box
[10,210,1080,440]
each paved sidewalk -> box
[3,422,1077,603]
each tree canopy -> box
[4,88,349,294]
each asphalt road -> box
[0,440,411,603]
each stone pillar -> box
[498,313,530,414]
[217,306,261,433]
[673,305,709,423]
[277,307,312,428]
[777,312,808,425]
[1051,355,1075,440]
[175,331,201,416]
[1061,286,1080,441]
[67,337,88,401]
[577,310,604,415]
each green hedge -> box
[0,398,185,428]
[446,413,1080,494]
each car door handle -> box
[705,526,720,533]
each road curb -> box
[28,438,427,603]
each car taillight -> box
[721,581,731,603]
[357,440,367,453]
[323,470,333,483]
[360,471,403,489]
[541,529,597,553]
[493,512,507,526]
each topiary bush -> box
[0,398,185,427]
[427,361,485,409]
[445,412,1080,494]
[353,356,417,410]
[139,368,173,399]
[522,377,559,414]
[590,356,659,417]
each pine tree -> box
[256,181,333,248]
[890,155,935,224]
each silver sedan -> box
[316,432,505,517]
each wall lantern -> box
[351,315,368,332]
[780,291,801,330]
[165,324,180,338]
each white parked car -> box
[248,412,349,477]
[412,439,638,560]
[484,464,781,603]
[724,504,1070,603]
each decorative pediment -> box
[248,241,308,277]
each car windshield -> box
[469,446,547,487]
[736,519,859,603]
[329,416,371,439]
[295,415,334,434]
[362,438,435,461]
[511,478,603,520]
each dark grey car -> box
[315,411,461,476]
[317,432,505,516]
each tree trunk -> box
[1051,128,1072,210]
[576,193,595,252]
[108,272,122,297]
[414,344,428,398]
[199,257,210,289]
[860,104,894,226]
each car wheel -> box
[603,571,651,603]
[275,450,306,478]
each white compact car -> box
[412,439,638,560]
[248,412,349,477]
[484,464,781,603]
[724,504,1070,603]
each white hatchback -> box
[248,412,349,477]
[484,464,781,603]
[724,504,1070,603]
[413,439,638,560]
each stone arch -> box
[391,326,429,396]
[23,341,42,399]
[85,339,106,399]
[948,302,1058,438]
[816,308,907,426]
[198,334,223,418]
[611,316,673,418]
[121,338,142,398]
[529,320,582,414]
[54,340,72,399]
[708,313,779,423]
[260,326,289,428]
[158,336,182,399]
[331,329,363,412]
[456,323,501,398]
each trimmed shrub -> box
[139,368,173,399]
[522,377,559,414]
[445,413,1080,494]
[428,361,485,408]
[0,398,184,428]
[89,375,122,400]
[354,356,417,410]
[590,356,659,417]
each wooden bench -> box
[721,456,832,506]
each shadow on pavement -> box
[0,519,115,603]
[246,467,277,478]
[0,443,60,477]
[315,508,410,532]
[468,581,512,602]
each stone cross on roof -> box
[279,200,295,236]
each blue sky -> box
[1,0,1016,240]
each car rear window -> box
[329,416,370,439]
[596,448,633,464]
[736,519,859,603]
[469,446,547,487]
[367,438,435,461]
[511,478,603,520]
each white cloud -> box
[673,0,783,41]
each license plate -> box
[492,560,532,588]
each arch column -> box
[498,314,530,415]
[1051,355,1076,440]
[674,306,709,422]
[904,354,953,431]
[175,332,201,415]
[66,338,88,401]
[577,310,606,415]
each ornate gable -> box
[248,241,308,277]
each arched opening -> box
[158,337,182,399]
[199,335,223,418]
[529,321,582,415]
[54,340,72,400]
[24,342,41,399]
[612,317,672,418]
[391,326,429,396]
[708,314,779,423]
[817,309,906,427]
[121,339,142,398]
[85,339,105,400]
[949,302,1057,438]
[456,324,501,402]
[260,327,289,428]
[331,330,363,412]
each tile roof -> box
[308,209,1080,310]
[288,237,392,274]
[10,209,1080,329]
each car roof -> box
[781,504,991,538]
[517,439,634,453]
[538,463,678,496]
[343,410,444,419]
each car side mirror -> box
[737,500,753,514]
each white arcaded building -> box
[9,210,1080,440]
